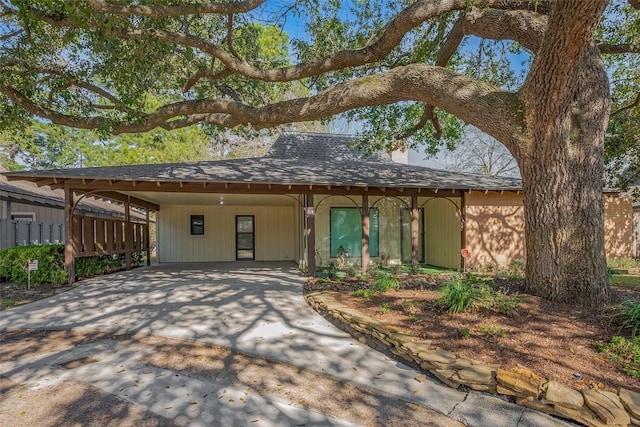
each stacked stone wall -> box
[306,292,640,427]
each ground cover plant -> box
[310,264,640,393]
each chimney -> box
[388,140,408,164]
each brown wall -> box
[463,192,525,270]
[463,192,633,270]
[604,197,633,259]
[634,209,639,258]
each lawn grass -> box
[611,274,640,288]
[314,263,454,278]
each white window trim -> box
[11,212,36,221]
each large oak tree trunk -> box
[521,47,611,307]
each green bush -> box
[438,274,521,315]
[0,245,66,286]
[438,276,479,314]
[74,254,124,278]
[0,245,144,287]
[610,299,640,338]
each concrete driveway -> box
[0,263,571,426]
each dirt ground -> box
[317,275,640,393]
[0,329,461,427]
[0,281,75,309]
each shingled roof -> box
[0,165,130,218]
[1,132,523,192]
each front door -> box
[236,215,255,260]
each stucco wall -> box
[463,192,525,270]
[464,192,634,270]
[604,197,633,259]
[157,204,295,262]
[634,209,639,258]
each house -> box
[1,133,633,282]
[634,203,639,258]
[0,165,146,250]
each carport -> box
[2,133,526,282]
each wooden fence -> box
[72,215,149,257]
[0,219,64,250]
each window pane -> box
[237,216,254,233]
[237,234,254,250]
[330,208,378,257]
[190,215,204,235]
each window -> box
[330,208,379,257]
[190,214,204,235]
[11,213,36,221]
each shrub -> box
[438,274,521,315]
[438,276,479,314]
[75,254,126,278]
[0,245,144,287]
[610,299,640,338]
[0,245,66,286]
[379,303,391,314]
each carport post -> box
[411,195,419,266]
[145,208,151,266]
[125,197,132,271]
[306,194,316,277]
[361,195,370,276]
[64,185,75,284]
[1,200,11,249]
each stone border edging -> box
[305,291,640,427]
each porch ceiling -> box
[122,192,297,206]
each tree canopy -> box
[1,0,639,306]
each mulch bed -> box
[306,275,640,393]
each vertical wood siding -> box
[424,197,462,269]
[157,205,295,262]
[10,203,64,223]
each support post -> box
[125,197,132,271]
[145,208,151,266]
[460,195,466,271]
[64,186,75,284]
[411,195,419,267]
[362,195,370,276]
[306,194,316,277]
[1,200,11,249]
